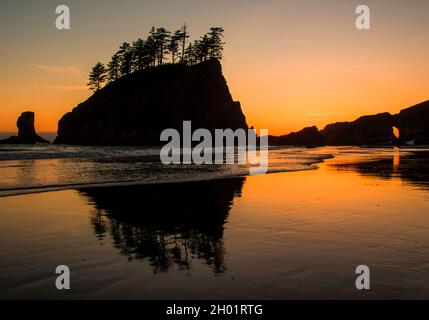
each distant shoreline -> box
[0,132,57,143]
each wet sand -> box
[0,150,429,299]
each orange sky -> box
[1,0,428,135]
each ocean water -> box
[0,144,420,197]
[0,145,334,197]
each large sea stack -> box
[54,59,248,145]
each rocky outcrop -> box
[0,112,49,144]
[54,59,248,145]
[393,100,429,144]
[270,101,429,146]
[321,112,394,145]
[269,126,323,146]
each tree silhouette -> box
[88,62,107,92]
[174,24,189,64]
[153,28,171,65]
[197,35,211,62]
[118,42,133,76]
[132,38,146,71]
[207,27,225,59]
[87,25,225,90]
[146,28,158,67]
[184,42,196,65]
[167,33,180,64]
[107,53,120,83]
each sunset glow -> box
[1,0,428,135]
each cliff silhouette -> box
[54,59,248,145]
[269,100,429,146]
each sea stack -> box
[54,59,248,146]
[0,112,49,144]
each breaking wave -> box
[0,144,337,197]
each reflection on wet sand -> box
[1,148,429,299]
[328,150,429,190]
[78,178,245,274]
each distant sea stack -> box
[270,100,429,146]
[54,59,248,145]
[0,112,49,144]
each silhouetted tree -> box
[118,42,133,76]
[207,27,225,59]
[107,53,120,82]
[197,35,211,62]
[88,25,226,86]
[167,33,180,64]
[184,42,196,65]
[145,27,158,67]
[175,24,189,63]
[132,38,147,71]
[153,28,171,65]
[88,62,107,92]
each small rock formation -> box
[0,112,49,144]
[269,126,323,146]
[54,59,248,145]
